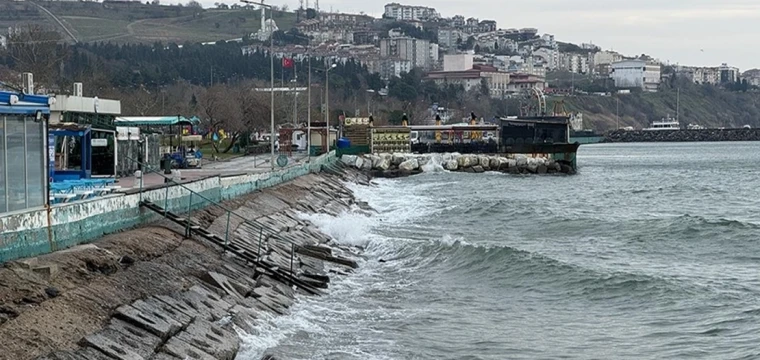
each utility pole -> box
[616,96,620,129]
[241,0,275,169]
[307,53,311,162]
[293,60,298,125]
[676,87,680,125]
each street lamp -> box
[240,0,275,169]
[325,63,337,151]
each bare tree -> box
[120,86,161,115]
[6,24,70,87]
[195,84,240,153]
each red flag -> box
[282,57,294,69]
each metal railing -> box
[126,156,315,257]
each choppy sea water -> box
[237,142,760,360]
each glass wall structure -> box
[0,115,46,213]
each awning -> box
[113,116,199,126]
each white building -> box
[0,34,6,49]
[591,50,623,67]
[541,34,557,49]
[383,3,439,21]
[379,37,431,69]
[429,43,439,66]
[438,28,463,48]
[443,53,474,72]
[560,53,589,74]
[533,47,559,70]
[610,59,661,92]
[379,59,412,80]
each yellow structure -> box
[435,115,442,143]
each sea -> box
[237,142,760,360]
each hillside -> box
[554,85,760,132]
[0,0,296,44]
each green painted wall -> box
[0,153,336,264]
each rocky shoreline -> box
[604,128,760,143]
[341,153,576,177]
[0,165,371,360]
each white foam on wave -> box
[421,154,446,173]
[236,177,454,359]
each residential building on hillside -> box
[379,58,412,80]
[383,3,439,21]
[429,43,440,66]
[479,20,497,33]
[742,69,760,87]
[380,37,431,69]
[610,59,661,92]
[444,53,474,72]
[533,47,559,70]
[560,53,588,74]
[425,64,511,98]
[591,50,623,68]
[541,34,557,49]
[319,12,375,26]
[501,28,539,42]
[719,63,740,83]
[677,64,739,85]
[353,30,380,45]
[438,28,464,48]
[452,15,465,28]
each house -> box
[610,59,661,92]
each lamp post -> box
[240,0,275,169]
[325,63,336,151]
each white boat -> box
[643,115,680,131]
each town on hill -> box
[1,0,760,130]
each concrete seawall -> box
[604,128,760,142]
[0,153,337,264]
[0,162,371,360]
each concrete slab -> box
[160,338,217,360]
[148,353,181,360]
[175,319,239,360]
[34,350,85,360]
[104,318,163,359]
[79,332,144,360]
[76,348,118,360]
[179,287,232,321]
[114,304,182,341]
[200,271,247,300]
[132,298,193,328]
[152,294,202,320]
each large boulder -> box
[375,157,391,170]
[478,155,491,168]
[457,155,472,168]
[515,157,528,168]
[391,153,406,166]
[354,156,364,169]
[417,155,430,167]
[370,155,384,169]
[506,159,517,169]
[341,155,358,167]
[444,160,458,171]
[490,157,501,169]
[360,157,372,171]
[472,165,485,173]
[398,158,419,172]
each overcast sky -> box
[207,0,759,71]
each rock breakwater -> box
[0,166,370,360]
[605,128,760,143]
[341,153,576,177]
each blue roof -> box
[0,91,51,115]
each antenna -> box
[299,0,303,9]
[315,0,319,12]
